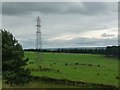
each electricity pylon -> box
[36,16,42,64]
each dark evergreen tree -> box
[2,30,31,86]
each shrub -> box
[88,64,92,66]
[116,76,119,79]
[39,66,42,69]
[29,61,34,64]
[97,73,99,75]
[65,63,68,65]
[98,65,100,67]
[57,70,60,72]
[75,63,79,65]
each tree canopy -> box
[2,30,31,86]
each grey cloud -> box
[101,33,115,37]
[2,2,59,15]
[71,37,118,46]
[21,37,118,49]
[2,2,118,48]
[19,38,35,49]
[2,2,117,16]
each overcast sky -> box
[2,2,118,49]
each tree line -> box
[25,46,119,58]
[105,46,119,58]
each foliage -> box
[2,30,31,86]
[105,46,119,58]
[25,46,119,59]
[24,48,106,55]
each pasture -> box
[24,52,118,87]
[0,77,2,89]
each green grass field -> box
[0,77,2,89]
[24,52,118,87]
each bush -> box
[75,63,79,65]
[57,70,60,72]
[116,76,119,79]
[88,64,92,66]
[29,61,34,64]
[65,63,68,65]
[97,65,100,67]
[97,73,100,75]
[39,66,42,69]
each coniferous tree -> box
[2,30,31,86]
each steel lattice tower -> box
[36,16,42,63]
